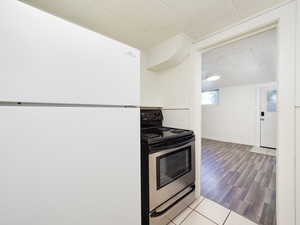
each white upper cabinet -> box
[0,1,140,105]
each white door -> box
[0,106,140,225]
[259,85,277,149]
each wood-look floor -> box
[201,139,276,225]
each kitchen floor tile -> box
[225,212,258,225]
[181,211,216,225]
[168,222,176,225]
[188,196,205,209]
[172,207,193,225]
[195,199,230,225]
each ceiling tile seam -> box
[158,0,189,28]
[230,0,242,19]
[157,0,194,42]
[158,0,172,10]
[156,0,180,20]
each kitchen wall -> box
[297,0,300,223]
[158,55,195,109]
[141,53,196,129]
[140,53,162,107]
[163,109,191,130]
[159,54,197,130]
[297,108,300,225]
[202,83,266,146]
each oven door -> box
[149,139,195,211]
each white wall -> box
[163,109,191,130]
[141,53,196,129]
[296,1,300,224]
[202,84,259,146]
[140,52,196,111]
[158,55,195,109]
[297,108,300,225]
[141,52,191,126]
[140,53,162,107]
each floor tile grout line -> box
[188,197,205,210]
[179,209,194,225]
[173,198,206,225]
[222,210,232,225]
[227,208,261,225]
[193,210,219,225]
[171,207,194,225]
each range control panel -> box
[141,110,163,121]
[141,110,163,127]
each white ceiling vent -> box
[146,34,192,72]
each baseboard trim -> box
[201,137,255,147]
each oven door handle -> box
[150,185,195,218]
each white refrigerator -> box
[0,1,141,225]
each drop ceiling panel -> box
[94,0,176,30]
[232,0,278,18]
[182,0,240,40]
[161,0,221,18]
[23,0,285,49]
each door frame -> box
[192,2,296,225]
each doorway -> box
[200,29,277,225]
[192,4,296,225]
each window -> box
[202,90,219,105]
[267,90,277,112]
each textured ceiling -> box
[202,29,277,91]
[21,0,285,49]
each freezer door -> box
[0,107,140,225]
[0,1,140,105]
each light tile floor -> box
[250,146,276,156]
[169,197,258,225]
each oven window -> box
[157,147,192,190]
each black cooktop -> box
[141,126,193,145]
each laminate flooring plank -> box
[201,139,276,225]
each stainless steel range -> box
[141,109,196,225]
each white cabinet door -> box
[0,106,140,225]
[0,1,140,105]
